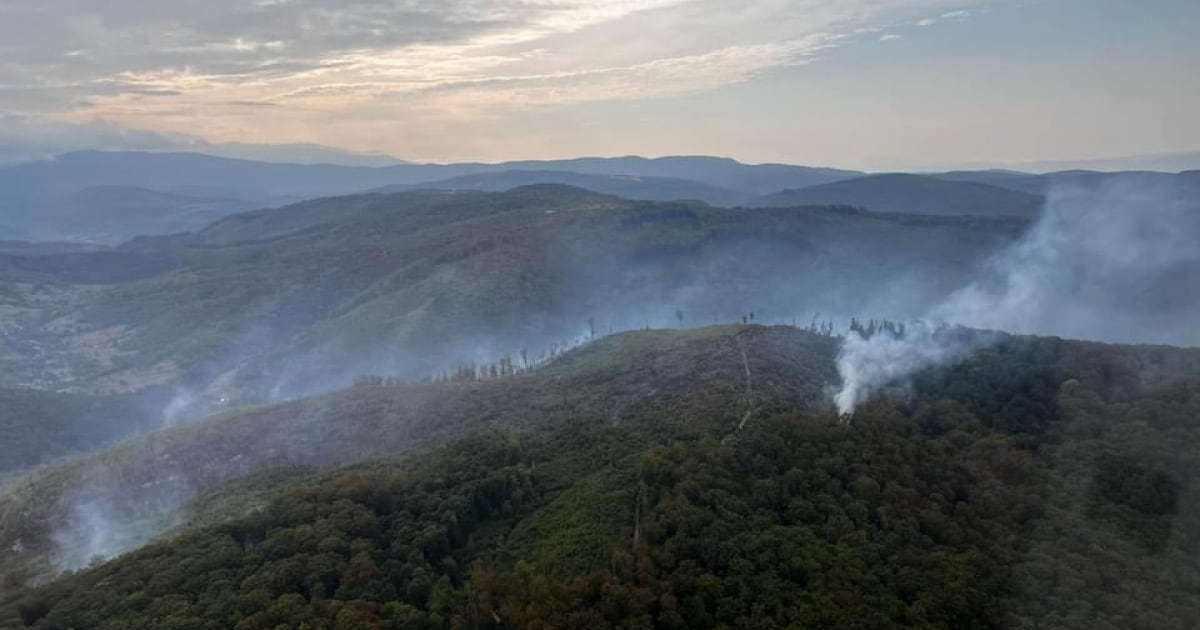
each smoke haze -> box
[834,322,981,416]
[834,179,1200,414]
[933,180,1200,345]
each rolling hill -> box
[492,156,862,193]
[935,169,1200,198]
[0,186,1026,407]
[0,152,860,202]
[2,179,1195,483]
[755,173,1047,218]
[0,325,839,583]
[379,170,751,207]
[931,169,1036,187]
[8,150,1194,246]
[0,152,864,242]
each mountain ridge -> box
[755,173,1047,218]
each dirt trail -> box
[735,334,753,431]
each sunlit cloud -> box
[0,0,1000,159]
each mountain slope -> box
[0,152,862,242]
[5,326,1200,629]
[0,325,838,583]
[932,169,1036,187]
[0,187,1025,403]
[755,173,1046,218]
[494,156,862,193]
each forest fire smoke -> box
[834,178,1200,416]
[834,321,974,416]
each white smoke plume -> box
[931,180,1200,343]
[834,178,1200,415]
[51,472,190,573]
[834,322,977,416]
[161,388,198,427]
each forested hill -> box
[4,324,1200,629]
[0,326,840,589]
[0,152,862,243]
[375,170,752,207]
[754,173,1046,218]
[1,186,1025,409]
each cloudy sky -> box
[0,0,1196,168]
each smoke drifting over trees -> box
[834,178,1200,415]
[1,151,1198,629]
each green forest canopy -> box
[4,329,1200,630]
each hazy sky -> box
[0,0,1196,168]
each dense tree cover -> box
[1005,374,1200,630]
[0,326,836,591]
[4,407,1037,630]
[3,185,1022,401]
[3,331,1199,629]
[480,406,1042,630]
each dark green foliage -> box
[1087,454,1180,552]
[499,409,1040,630]
[0,326,836,592]
[1092,454,1179,517]
[3,328,1200,629]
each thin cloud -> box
[1,0,1000,158]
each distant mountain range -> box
[753,173,1046,218]
[1012,150,1200,173]
[376,170,753,207]
[1,150,1197,244]
[0,152,859,243]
